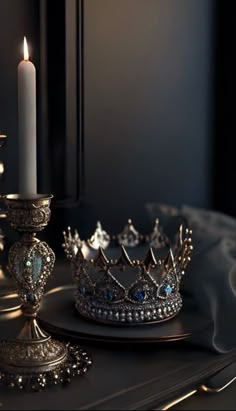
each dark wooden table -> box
[174,382,236,410]
[0,261,236,410]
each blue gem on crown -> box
[63,219,193,325]
[132,290,146,303]
[105,290,115,302]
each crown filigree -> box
[63,220,193,325]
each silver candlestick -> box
[0,194,91,391]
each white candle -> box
[18,37,37,196]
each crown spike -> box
[74,245,85,262]
[87,221,110,250]
[117,219,140,247]
[68,226,72,240]
[116,245,134,269]
[93,247,110,269]
[174,224,184,262]
[178,224,183,246]
[149,218,168,249]
[74,229,80,240]
[142,247,157,272]
[165,248,175,270]
[62,226,83,260]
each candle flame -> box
[0,161,4,175]
[24,37,29,61]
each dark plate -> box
[39,285,211,344]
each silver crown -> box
[63,220,193,325]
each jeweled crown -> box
[63,219,193,325]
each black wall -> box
[84,0,215,229]
[214,2,236,217]
[0,0,217,238]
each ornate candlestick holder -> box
[0,194,91,391]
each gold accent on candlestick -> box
[0,195,91,391]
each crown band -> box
[75,293,183,325]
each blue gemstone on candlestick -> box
[165,285,173,296]
[32,256,43,281]
[80,287,87,296]
[26,293,38,304]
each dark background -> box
[0,0,234,247]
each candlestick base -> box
[0,194,92,390]
[0,333,91,391]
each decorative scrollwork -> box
[4,195,52,232]
[0,339,66,366]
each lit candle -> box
[18,37,37,196]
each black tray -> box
[39,285,210,344]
